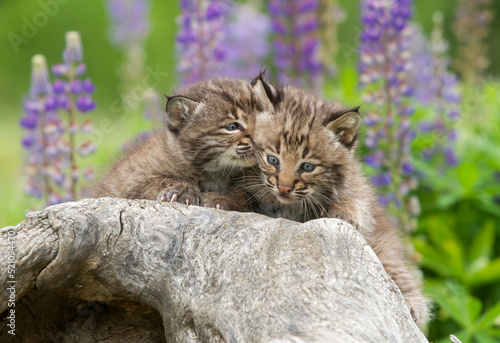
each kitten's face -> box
[166,77,270,173]
[252,86,360,206]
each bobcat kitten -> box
[244,74,430,326]
[93,76,270,210]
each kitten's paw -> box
[335,215,359,229]
[158,186,201,206]
[201,192,231,210]
[405,296,429,327]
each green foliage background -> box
[0,1,499,342]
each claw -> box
[215,203,221,210]
[170,194,178,202]
[185,199,190,205]
[160,195,166,202]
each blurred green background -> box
[1,1,500,342]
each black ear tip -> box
[259,67,268,79]
[340,105,361,116]
[251,67,268,86]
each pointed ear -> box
[250,68,282,111]
[325,106,361,147]
[165,96,199,133]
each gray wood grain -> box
[0,198,428,342]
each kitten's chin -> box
[276,193,298,205]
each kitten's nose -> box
[277,184,293,194]
[240,135,251,145]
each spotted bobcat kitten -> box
[94,76,270,210]
[243,74,430,326]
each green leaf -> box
[468,258,500,286]
[476,302,500,330]
[483,329,500,337]
[426,282,471,328]
[436,190,464,209]
[480,183,500,196]
[468,296,483,326]
[457,163,479,194]
[423,224,466,278]
[468,220,495,272]
[474,331,500,343]
[413,239,456,277]
[475,195,500,218]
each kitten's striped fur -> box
[93,77,269,210]
[244,74,430,326]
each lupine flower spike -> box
[411,13,461,168]
[52,31,97,201]
[220,4,271,79]
[176,0,232,85]
[21,55,66,206]
[359,0,418,230]
[269,0,323,90]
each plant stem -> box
[39,105,52,205]
[68,104,77,200]
[67,66,78,200]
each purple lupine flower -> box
[445,146,458,166]
[372,172,392,187]
[52,79,66,94]
[51,31,97,200]
[359,0,417,229]
[176,0,232,85]
[410,14,461,167]
[219,4,271,79]
[76,95,96,112]
[21,55,66,205]
[269,0,323,90]
[21,34,97,208]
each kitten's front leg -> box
[201,189,251,212]
[327,207,361,230]
[156,178,202,206]
[371,233,430,327]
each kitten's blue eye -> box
[225,123,239,131]
[301,162,315,172]
[267,155,279,166]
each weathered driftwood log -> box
[0,198,428,343]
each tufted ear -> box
[325,106,361,148]
[165,95,199,133]
[250,68,282,111]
